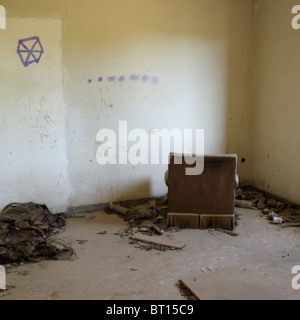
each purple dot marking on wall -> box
[152,76,159,84]
[130,74,139,81]
[108,76,116,82]
[142,75,149,82]
[85,74,158,84]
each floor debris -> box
[130,233,185,250]
[66,214,85,219]
[0,285,15,298]
[235,199,256,209]
[97,231,107,236]
[280,222,300,228]
[176,280,199,300]
[0,292,12,298]
[236,186,300,227]
[109,203,131,217]
[215,227,239,237]
[107,195,168,229]
[75,240,88,245]
[108,186,299,252]
[108,195,175,249]
[145,223,164,235]
[199,265,218,274]
[0,202,75,264]
[85,216,96,220]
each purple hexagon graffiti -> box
[17,36,44,67]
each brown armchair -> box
[166,153,238,230]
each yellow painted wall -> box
[253,0,300,204]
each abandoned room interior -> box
[0,0,299,301]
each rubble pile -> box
[0,202,74,264]
[106,195,185,250]
[107,194,170,234]
[108,186,300,232]
[236,186,300,225]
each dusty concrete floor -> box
[1,207,300,300]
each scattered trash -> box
[215,227,239,237]
[109,186,299,250]
[0,202,75,264]
[281,222,300,228]
[262,208,272,215]
[236,186,300,228]
[266,198,278,208]
[0,285,15,298]
[256,198,266,210]
[137,208,153,220]
[206,266,218,271]
[273,217,283,224]
[131,240,167,252]
[107,195,169,237]
[113,231,126,238]
[0,292,12,298]
[75,240,88,245]
[167,226,181,233]
[109,203,131,217]
[66,214,85,219]
[200,266,217,274]
[130,233,185,250]
[176,280,199,300]
[146,223,164,235]
[86,215,96,220]
[97,231,107,236]
[269,212,278,220]
[207,225,239,237]
[235,199,256,209]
